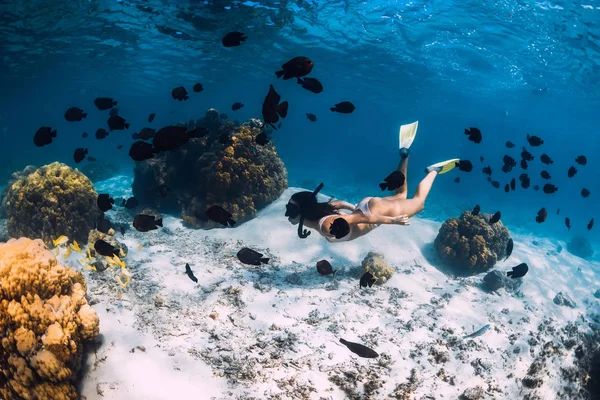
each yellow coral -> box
[360,252,394,285]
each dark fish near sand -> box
[193,83,203,93]
[543,184,558,194]
[565,217,571,230]
[96,217,111,234]
[506,141,515,148]
[330,101,355,114]
[505,238,513,260]
[148,112,156,122]
[339,338,378,358]
[255,132,269,146]
[262,84,288,129]
[122,197,139,209]
[535,207,547,223]
[94,97,117,110]
[109,108,119,117]
[521,148,534,162]
[519,173,530,189]
[588,218,594,231]
[34,127,57,147]
[185,263,198,283]
[491,180,500,189]
[359,271,376,288]
[81,132,88,138]
[297,77,323,93]
[520,159,528,170]
[65,107,87,122]
[489,211,501,225]
[454,177,460,183]
[206,205,236,227]
[172,86,189,101]
[94,239,119,257]
[97,193,114,212]
[581,188,590,198]
[456,160,473,172]
[107,115,130,131]
[540,154,553,165]
[568,166,577,178]
[276,56,314,80]
[464,127,482,144]
[507,263,529,278]
[132,128,156,141]
[133,214,163,232]
[96,128,109,139]
[472,205,481,216]
[222,31,247,47]
[510,178,516,191]
[73,148,88,164]
[540,170,551,180]
[379,171,405,191]
[482,166,492,176]
[231,102,244,111]
[306,113,317,122]
[526,134,543,146]
[236,247,269,266]
[129,141,155,161]
[316,260,336,276]
[575,155,587,165]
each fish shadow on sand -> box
[420,242,494,278]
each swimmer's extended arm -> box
[343,213,410,226]
[330,200,356,211]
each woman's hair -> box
[285,183,339,238]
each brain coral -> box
[132,109,288,228]
[4,162,100,245]
[0,165,37,219]
[434,211,510,274]
[0,238,99,400]
[360,252,394,285]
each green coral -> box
[360,252,394,285]
[4,163,100,245]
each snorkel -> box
[285,182,324,239]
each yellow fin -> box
[70,241,82,253]
[83,265,97,271]
[137,243,143,251]
[52,235,69,247]
[112,255,125,268]
[119,248,126,258]
[64,246,72,259]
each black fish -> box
[306,113,317,122]
[148,112,156,123]
[94,239,119,257]
[556,209,560,215]
[107,115,130,131]
[521,148,534,162]
[133,214,163,232]
[96,217,111,234]
[95,128,109,139]
[187,127,208,138]
[480,156,484,162]
[502,164,512,173]
[219,133,233,146]
[65,107,87,122]
[519,173,530,189]
[533,185,540,191]
[73,148,88,164]
[379,170,405,191]
[540,154,553,165]
[297,77,323,93]
[575,155,587,166]
[81,132,88,138]
[117,145,123,150]
[454,177,460,183]
[231,102,244,111]
[503,155,517,168]
[153,126,191,152]
[255,132,269,146]
[540,170,551,180]
[505,238,513,260]
[87,157,97,162]
[222,31,247,47]
[339,338,379,358]
[472,205,481,216]
[236,247,269,266]
[276,56,314,80]
[122,197,139,209]
[464,127,482,144]
[132,128,156,141]
[489,211,501,225]
[491,180,500,189]
[526,134,543,146]
[520,159,528,170]
[34,127,57,147]
[507,263,528,279]
[316,260,336,276]
[504,184,510,193]
[506,141,515,148]
[581,188,590,198]
[565,217,571,230]
[206,205,236,227]
[262,84,288,129]
[568,166,577,178]
[543,184,558,194]
[97,193,115,212]
[359,271,376,288]
[185,263,198,283]
[510,178,516,191]
[330,101,355,114]
[109,108,119,117]
[588,218,594,231]
[535,207,547,223]
[456,160,473,172]
[482,166,492,176]
[172,86,189,101]
[193,83,203,93]
[94,97,117,110]
[129,141,155,161]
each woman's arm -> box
[342,213,410,226]
[330,200,356,211]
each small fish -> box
[568,166,577,178]
[565,217,571,230]
[454,177,460,183]
[543,184,558,194]
[521,148,534,162]
[540,170,551,180]
[480,156,484,162]
[222,31,247,47]
[107,115,130,131]
[456,160,473,172]
[472,205,481,216]
[504,184,510,193]
[122,197,139,209]
[330,101,355,114]
[64,245,72,259]
[205,205,236,227]
[129,141,155,161]
[64,107,87,122]
[297,77,323,94]
[262,84,288,129]
[507,263,528,278]
[359,271,376,288]
[120,226,126,236]
[316,260,337,276]
[503,155,517,168]
[581,188,590,198]
[97,194,115,212]
[117,145,123,150]
[87,157,97,162]
[132,127,156,141]
[148,112,156,122]
[94,240,120,257]
[556,209,560,215]
[73,148,88,164]
[489,211,501,225]
[276,56,314,80]
[172,86,189,101]
[231,102,244,111]
[464,127,482,144]
[133,214,163,232]
[379,171,405,191]
[95,128,109,139]
[540,154,553,165]
[137,243,143,251]
[501,164,512,173]
[463,324,490,339]
[306,113,317,122]
[81,132,88,138]
[491,180,500,189]
[505,141,515,148]
[185,263,198,283]
[34,127,57,147]
[510,178,516,191]
[482,166,492,176]
[109,108,119,117]
[70,240,82,253]
[533,185,540,191]
[96,217,112,234]
[535,207,547,223]
[255,132,269,146]
[86,246,92,261]
[588,218,594,231]
[193,83,204,93]
[519,173,530,189]
[520,159,528,170]
[94,97,117,111]
[52,235,69,247]
[526,134,543,147]
[505,238,513,260]
[339,338,379,358]
[575,155,587,166]
[237,247,269,266]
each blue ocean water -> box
[0,0,598,245]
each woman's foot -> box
[424,158,461,174]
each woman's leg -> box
[370,170,438,218]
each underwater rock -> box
[4,162,101,245]
[482,270,504,291]
[567,236,594,259]
[79,161,120,183]
[553,292,576,308]
[132,109,287,229]
[88,229,128,258]
[594,290,600,299]
[0,165,37,218]
[459,386,485,400]
[434,211,511,274]
[0,219,7,242]
[360,251,393,285]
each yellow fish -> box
[83,264,97,271]
[112,255,125,269]
[86,246,92,261]
[137,243,143,251]
[63,246,72,259]
[105,257,117,268]
[119,248,126,258]
[53,247,59,256]
[70,241,82,253]
[52,235,69,247]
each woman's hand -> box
[391,215,410,225]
